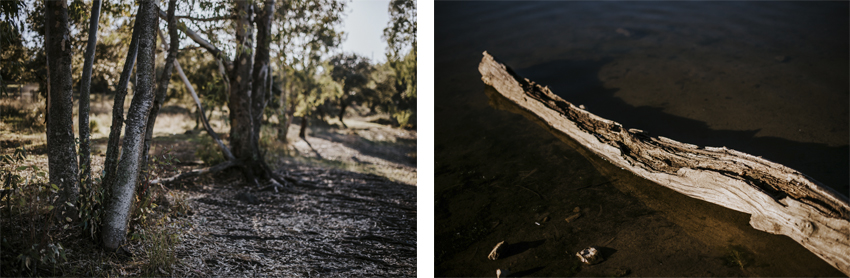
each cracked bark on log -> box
[478,51,850,275]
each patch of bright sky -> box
[339,0,391,63]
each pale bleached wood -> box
[479,51,850,275]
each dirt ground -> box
[0,92,417,276]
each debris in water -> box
[565,212,581,223]
[488,241,505,260]
[576,246,601,265]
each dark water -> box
[436,1,847,276]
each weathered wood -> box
[478,51,850,275]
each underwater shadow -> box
[513,59,849,198]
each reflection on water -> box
[436,1,847,276]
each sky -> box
[339,0,391,63]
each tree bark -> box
[478,51,850,275]
[299,116,307,138]
[103,21,141,191]
[142,0,178,171]
[251,0,275,143]
[45,0,80,219]
[228,0,259,184]
[102,0,158,251]
[78,0,102,191]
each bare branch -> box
[174,14,233,22]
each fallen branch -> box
[150,160,237,185]
[479,51,850,275]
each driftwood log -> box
[478,51,850,275]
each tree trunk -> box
[228,0,260,184]
[479,51,850,275]
[338,100,347,127]
[142,0,178,171]
[228,0,255,159]
[45,0,80,219]
[102,0,158,251]
[78,0,102,191]
[251,0,274,143]
[173,57,234,161]
[103,21,141,191]
[299,116,307,138]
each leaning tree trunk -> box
[142,0,178,171]
[102,0,158,251]
[479,51,850,275]
[78,0,102,191]
[103,22,141,191]
[45,0,80,220]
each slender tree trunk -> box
[251,0,275,144]
[45,0,80,219]
[142,0,178,171]
[103,22,141,190]
[102,0,158,251]
[338,100,347,127]
[299,116,307,138]
[78,0,102,191]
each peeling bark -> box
[45,0,80,219]
[479,51,850,275]
[102,0,159,251]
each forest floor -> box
[0,92,417,276]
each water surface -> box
[435,1,847,276]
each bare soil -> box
[0,93,416,276]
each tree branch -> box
[157,8,232,71]
[174,14,233,22]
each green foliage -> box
[1,147,70,276]
[142,226,179,276]
[194,134,225,166]
[382,0,416,128]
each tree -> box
[78,0,103,192]
[142,0,178,170]
[45,0,80,220]
[329,53,372,127]
[382,0,416,127]
[102,0,158,251]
